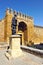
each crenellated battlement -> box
[14,11,33,20]
[6,8,33,20]
[6,8,13,15]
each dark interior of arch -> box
[18,22,27,32]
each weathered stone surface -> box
[0,20,5,42]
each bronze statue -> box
[11,15,17,35]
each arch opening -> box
[18,22,27,32]
[18,22,28,45]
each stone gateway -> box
[0,8,43,45]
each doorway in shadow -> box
[18,22,28,45]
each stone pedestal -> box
[5,35,23,59]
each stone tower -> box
[4,8,13,44]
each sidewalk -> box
[0,49,43,65]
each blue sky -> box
[0,0,43,26]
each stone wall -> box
[0,19,5,42]
[34,25,43,43]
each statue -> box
[11,15,17,35]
